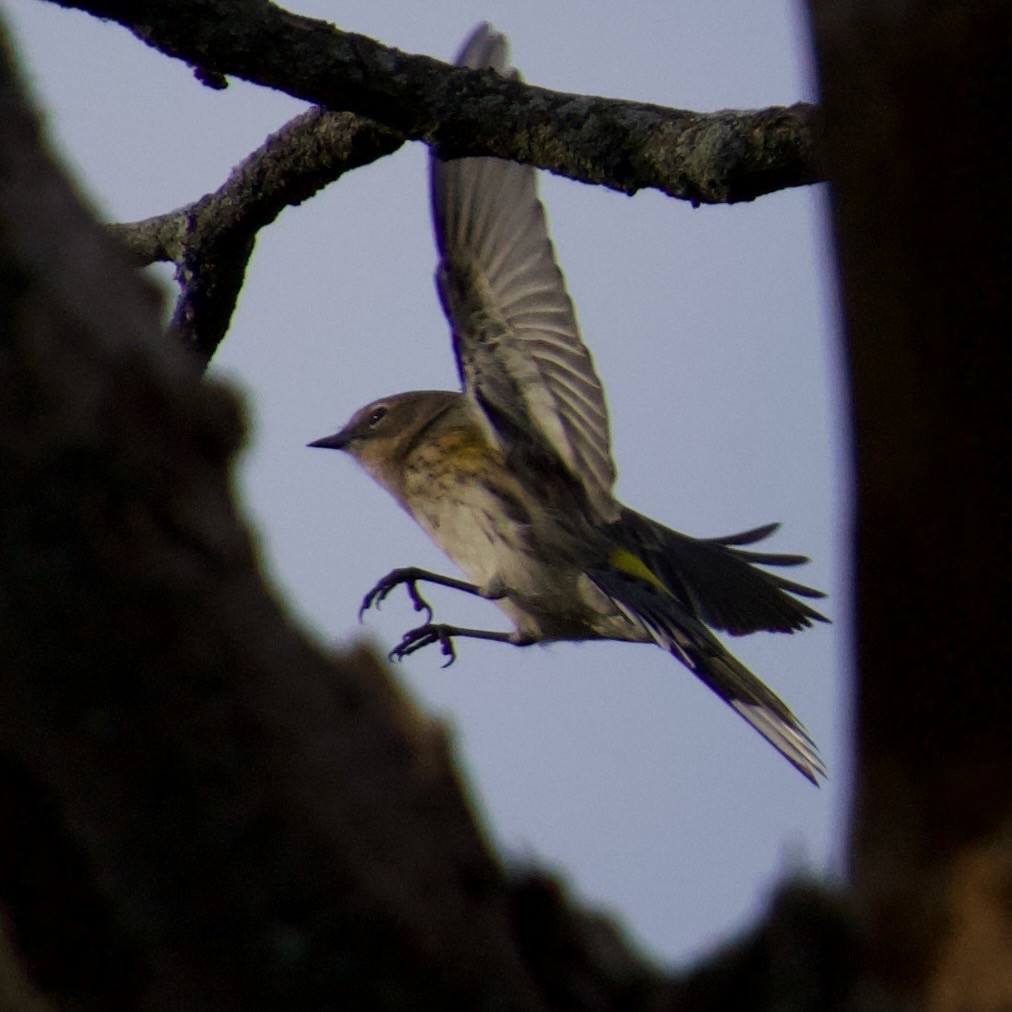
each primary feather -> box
[431,23,619,522]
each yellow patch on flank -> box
[433,427,500,472]
[609,548,668,593]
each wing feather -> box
[431,23,618,521]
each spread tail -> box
[615,509,829,636]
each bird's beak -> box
[307,428,351,451]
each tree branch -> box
[112,106,401,365]
[55,0,822,363]
[46,0,822,204]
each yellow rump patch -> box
[609,548,668,594]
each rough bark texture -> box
[112,106,403,365]
[809,0,1012,1008]
[71,0,824,367]
[46,0,822,205]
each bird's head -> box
[309,390,462,491]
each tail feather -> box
[704,522,782,547]
[728,696,825,785]
[616,508,829,636]
[588,564,825,784]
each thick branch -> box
[111,106,401,364]
[48,0,821,204]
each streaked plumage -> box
[311,23,828,784]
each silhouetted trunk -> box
[810,0,1012,1007]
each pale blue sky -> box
[6,0,852,966]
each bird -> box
[310,22,828,784]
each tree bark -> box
[45,0,821,204]
[0,24,551,1009]
[809,1,1012,1008]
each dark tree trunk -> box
[810,1,1012,1007]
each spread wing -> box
[430,23,619,521]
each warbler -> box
[310,23,828,783]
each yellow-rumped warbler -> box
[311,23,828,783]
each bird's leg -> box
[359,566,484,623]
[389,623,531,668]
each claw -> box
[436,628,458,668]
[360,569,434,623]
[388,623,458,666]
[358,584,383,622]
[405,581,435,622]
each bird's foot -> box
[388,623,457,668]
[359,568,434,623]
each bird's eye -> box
[367,406,388,427]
